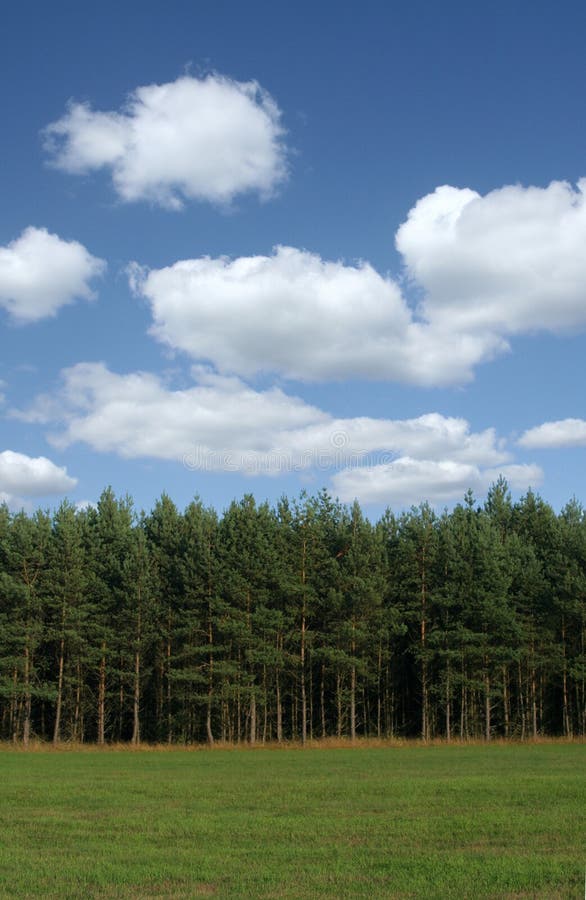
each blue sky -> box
[2,0,586,515]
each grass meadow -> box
[0,740,584,898]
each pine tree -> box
[121,524,154,744]
[87,488,134,743]
[218,496,279,743]
[144,494,183,742]
[47,500,88,744]
[7,510,52,745]
[395,503,438,739]
[179,498,223,743]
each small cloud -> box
[44,73,288,209]
[0,450,77,509]
[518,418,586,449]
[332,459,542,506]
[0,227,105,323]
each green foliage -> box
[0,482,585,743]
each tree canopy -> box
[1,485,585,745]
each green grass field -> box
[0,742,584,898]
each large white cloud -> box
[130,178,586,385]
[0,450,77,509]
[130,246,494,386]
[44,74,287,209]
[13,363,535,506]
[0,227,105,323]
[518,418,586,449]
[396,179,586,336]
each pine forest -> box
[1,478,585,746]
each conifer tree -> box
[144,494,183,742]
[48,500,88,743]
[88,488,134,743]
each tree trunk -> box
[561,618,570,736]
[580,612,586,735]
[23,638,31,748]
[131,606,141,745]
[131,648,140,744]
[320,664,326,739]
[309,656,314,740]
[206,578,215,745]
[262,665,268,743]
[166,627,172,744]
[98,643,106,745]
[530,638,538,738]
[420,545,428,741]
[502,665,509,739]
[9,667,18,742]
[250,689,256,745]
[484,669,491,741]
[350,664,356,741]
[73,660,82,742]
[376,642,383,739]
[53,633,65,745]
[460,655,466,738]
[300,538,307,745]
[206,625,214,745]
[445,658,451,742]
[276,667,282,743]
[350,619,357,742]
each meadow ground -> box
[0,740,584,898]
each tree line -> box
[1,478,584,746]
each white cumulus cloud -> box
[0,227,105,322]
[130,178,586,385]
[13,363,536,506]
[332,459,542,506]
[396,178,586,336]
[0,450,77,508]
[518,418,586,449]
[44,74,287,209]
[130,246,491,386]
